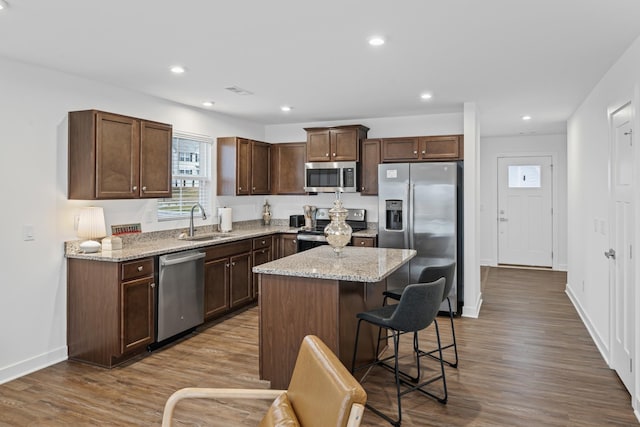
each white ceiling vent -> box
[225,86,254,96]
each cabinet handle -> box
[325,153,329,157]
[252,187,256,191]
[231,261,236,266]
[226,263,230,268]
[421,150,426,154]
[261,240,265,244]
[142,186,147,192]
[360,241,365,246]
[413,150,417,154]
[238,187,242,191]
[332,152,336,156]
[150,283,155,288]
[362,187,365,191]
[293,239,297,243]
[132,185,138,191]
[137,266,143,272]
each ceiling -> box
[2,1,640,136]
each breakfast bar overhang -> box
[253,246,416,389]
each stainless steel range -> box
[296,208,367,252]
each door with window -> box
[608,102,634,393]
[497,156,553,267]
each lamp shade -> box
[77,207,107,239]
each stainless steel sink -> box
[179,232,235,242]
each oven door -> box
[296,234,329,252]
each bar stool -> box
[383,262,458,368]
[351,279,447,426]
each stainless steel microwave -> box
[304,161,358,193]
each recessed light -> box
[420,93,433,100]
[281,106,292,112]
[202,101,215,107]
[0,1,9,10]
[522,115,532,121]
[170,65,186,74]
[368,37,385,46]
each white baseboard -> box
[462,293,483,318]
[565,284,610,365]
[0,347,68,384]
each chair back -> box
[387,278,445,333]
[417,262,456,303]
[282,335,367,427]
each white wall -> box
[567,34,640,412]
[480,134,567,269]
[0,56,263,383]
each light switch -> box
[23,224,35,241]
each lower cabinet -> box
[204,240,253,321]
[352,236,377,247]
[252,236,273,299]
[278,233,298,258]
[67,257,155,368]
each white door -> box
[497,156,553,267]
[608,102,634,393]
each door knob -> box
[604,249,616,259]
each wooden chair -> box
[162,335,367,427]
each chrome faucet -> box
[189,203,207,237]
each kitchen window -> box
[157,132,212,221]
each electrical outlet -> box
[74,215,80,231]
[23,225,35,241]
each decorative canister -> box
[324,198,352,256]
[262,200,272,225]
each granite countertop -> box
[64,221,379,263]
[252,246,416,282]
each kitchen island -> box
[253,245,416,389]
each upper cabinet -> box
[360,139,381,196]
[271,142,307,195]
[381,134,463,162]
[217,137,271,196]
[304,125,369,162]
[68,110,172,200]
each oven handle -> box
[296,234,328,242]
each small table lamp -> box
[77,207,107,253]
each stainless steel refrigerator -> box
[378,162,464,315]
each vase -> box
[324,198,352,256]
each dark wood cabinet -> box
[278,234,298,258]
[271,142,307,194]
[204,240,253,321]
[361,139,381,195]
[217,137,271,195]
[252,236,273,299]
[67,257,155,367]
[381,134,463,162]
[305,125,369,162]
[68,110,172,200]
[351,236,377,247]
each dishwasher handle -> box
[160,251,206,267]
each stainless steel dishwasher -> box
[157,250,205,343]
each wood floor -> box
[1,267,638,426]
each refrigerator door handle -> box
[408,183,415,249]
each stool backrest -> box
[388,278,445,332]
[417,262,456,303]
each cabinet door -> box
[96,112,140,199]
[272,143,306,194]
[279,234,298,258]
[140,121,172,198]
[236,138,251,195]
[251,141,271,194]
[306,130,331,161]
[419,135,460,159]
[230,252,252,308]
[361,139,381,195]
[381,137,419,162]
[252,247,272,299]
[120,277,154,354]
[204,258,230,320]
[331,127,359,161]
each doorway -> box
[497,156,553,267]
[608,102,634,393]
